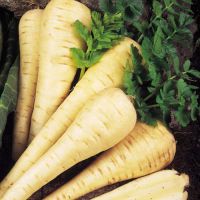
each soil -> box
[0,0,199,199]
[0,0,99,17]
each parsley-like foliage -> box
[101,0,200,127]
[125,45,200,127]
[99,0,145,37]
[70,11,124,79]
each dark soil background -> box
[0,0,200,199]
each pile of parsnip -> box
[0,0,189,199]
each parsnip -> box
[1,88,137,200]
[92,170,189,200]
[28,0,91,141]
[12,9,43,161]
[45,121,176,200]
[0,37,140,197]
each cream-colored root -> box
[0,37,139,199]
[2,88,136,200]
[28,0,91,142]
[44,122,176,200]
[12,9,43,161]
[92,170,189,200]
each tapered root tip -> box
[181,173,190,187]
[181,173,189,200]
[182,191,188,200]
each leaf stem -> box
[170,71,187,80]
[137,2,175,43]
[79,67,86,80]
[138,34,144,43]
[169,75,176,80]
[143,91,157,102]
[141,101,179,110]
[143,70,189,102]
[146,104,160,108]
[166,30,178,41]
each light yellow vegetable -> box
[28,0,91,141]
[29,37,139,143]
[1,88,137,200]
[0,37,140,197]
[45,121,176,200]
[12,9,43,161]
[92,170,189,200]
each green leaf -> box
[136,100,157,126]
[175,106,191,127]
[148,87,156,92]
[187,69,200,79]
[116,0,144,22]
[99,0,116,13]
[123,62,135,96]
[71,10,124,76]
[133,20,149,34]
[123,44,144,96]
[188,84,198,90]
[141,37,153,62]
[164,43,177,55]
[173,28,193,46]
[156,80,177,119]
[73,20,91,45]
[177,79,192,98]
[167,6,177,15]
[179,13,193,26]
[153,0,163,16]
[0,56,19,146]
[172,55,180,75]
[183,60,191,71]
[153,27,165,58]
[70,48,86,68]
[91,11,102,27]
[158,18,171,36]
[88,51,104,66]
[163,0,172,7]
[175,2,193,14]
[168,15,177,30]
[190,94,200,121]
[138,108,157,126]
[0,19,19,94]
[163,80,175,94]
[148,62,158,84]
[130,45,142,68]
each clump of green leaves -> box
[125,45,199,127]
[100,0,194,42]
[99,0,145,37]
[101,0,200,127]
[70,11,124,79]
[99,0,144,22]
